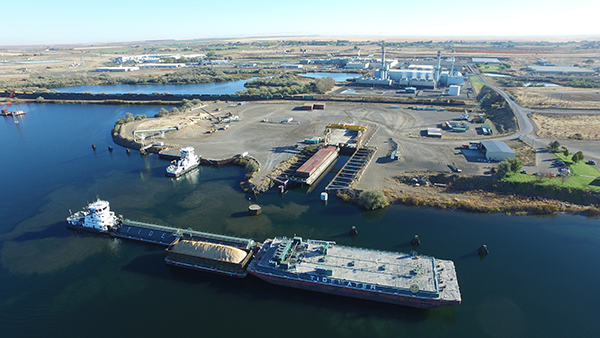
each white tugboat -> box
[166,146,200,177]
[66,199,119,233]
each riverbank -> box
[375,172,600,216]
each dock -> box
[325,146,376,191]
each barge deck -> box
[112,219,255,249]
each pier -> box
[325,146,376,191]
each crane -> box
[1,91,15,115]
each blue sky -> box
[3,0,599,45]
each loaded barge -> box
[67,200,461,308]
[247,237,461,308]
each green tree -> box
[572,151,584,163]
[509,158,523,173]
[497,160,511,178]
[548,140,560,152]
[561,146,569,157]
[358,190,389,210]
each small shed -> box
[314,102,326,110]
[480,140,515,161]
[302,103,314,110]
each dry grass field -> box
[531,113,600,140]
[506,87,600,109]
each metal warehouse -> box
[472,58,500,64]
[480,140,515,161]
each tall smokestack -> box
[450,55,455,75]
[434,51,441,82]
[380,44,387,80]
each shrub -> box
[572,151,584,163]
[245,160,259,172]
[115,112,134,125]
[548,141,560,152]
[497,161,511,178]
[155,108,169,117]
[358,190,389,210]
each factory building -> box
[472,58,500,64]
[113,54,205,64]
[280,64,303,68]
[95,66,139,72]
[448,85,461,96]
[345,62,370,69]
[526,66,594,75]
[440,71,465,86]
[385,69,435,88]
[480,140,515,161]
[408,65,434,71]
[355,78,393,86]
[354,49,466,90]
[201,60,229,65]
[139,63,186,68]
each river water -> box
[300,72,360,82]
[52,73,360,95]
[52,78,254,95]
[1,103,599,338]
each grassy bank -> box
[469,76,484,93]
[382,172,600,216]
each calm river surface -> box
[1,103,599,338]
[52,78,254,95]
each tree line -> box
[236,73,335,96]
[0,68,279,92]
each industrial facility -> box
[356,48,465,89]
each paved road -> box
[473,68,600,173]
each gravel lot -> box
[122,101,508,189]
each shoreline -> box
[113,120,600,216]
[106,97,599,217]
[382,173,600,217]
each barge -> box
[246,237,461,308]
[292,145,339,185]
[67,199,254,249]
[67,200,461,308]
[165,238,253,278]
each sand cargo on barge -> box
[246,237,461,308]
[165,238,254,277]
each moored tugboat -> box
[67,199,120,233]
[166,146,200,177]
